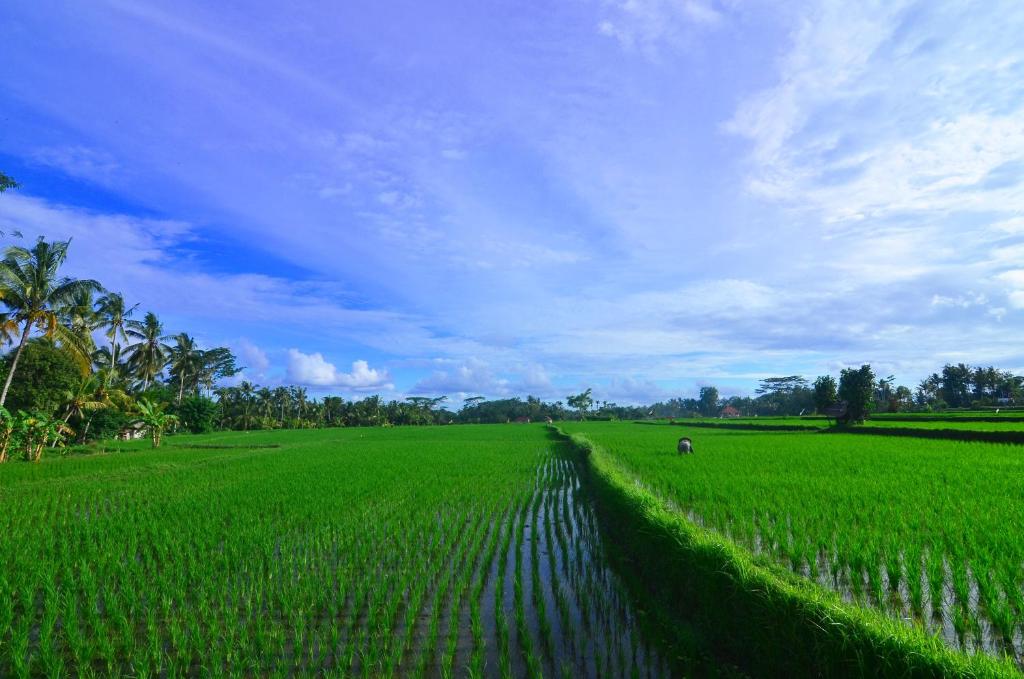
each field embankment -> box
[554,423,1019,678]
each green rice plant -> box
[0,424,683,677]
[557,423,1020,676]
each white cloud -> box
[596,377,670,404]
[0,194,494,370]
[233,338,270,380]
[9,1,1024,402]
[31,145,121,182]
[411,358,509,396]
[726,2,1024,227]
[931,292,988,309]
[597,0,724,54]
[518,363,554,393]
[340,360,391,388]
[995,270,1024,310]
[286,350,392,389]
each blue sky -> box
[1,0,1023,404]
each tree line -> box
[685,364,1024,424]
[4,172,1023,452]
[0,232,242,458]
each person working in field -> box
[677,437,693,454]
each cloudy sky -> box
[1,0,1022,403]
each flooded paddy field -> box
[0,425,708,677]
[563,420,1024,671]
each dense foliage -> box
[0,340,81,415]
[838,363,875,424]
[0,236,241,456]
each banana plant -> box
[16,411,71,462]
[134,398,179,448]
[0,406,13,463]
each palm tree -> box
[0,312,20,347]
[0,238,102,406]
[59,288,101,338]
[96,292,138,379]
[167,333,200,404]
[272,386,290,425]
[124,311,170,392]
[60,374,108,424]
[291,386,308,421]
[323,396,344,425]
[75,376,129,443]
[56,288,101,372]
[256,387,273,420]
[58,373,115,443]
[239,380,255,430]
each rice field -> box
[562,421,1024,665]
[873,411,1024,421]
[683,416,1024,433]
[0,425,680,678]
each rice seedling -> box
[562,420,1024,670]
[0,424,673,676]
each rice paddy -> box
[5,418,1023,676]
[561,420,1024,667]
[0,425,680,678]
[680,416,1024,432]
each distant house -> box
[720,405,741,418]
[118,422,147,441]
[514,416,531,424]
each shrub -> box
[174,396,218,434]
[0,339,81,415]
[838,364,875,424]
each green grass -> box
[669,416,1024,431]
[0,425,676,677]
[561,420,1024,672]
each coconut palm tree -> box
[167,333,200,404]
[239,380,256,430]
[291,386,308,421]
[69,375,129,443]
[272,386,291,424]
[124,311,171,392]
[59,288,101,338]
[60,374,108,425]
[58,373,117,443]
[56,288,101,372]
[0,312,20,347]
[0,238,102,406]
[256,387,273,420]
[96,292,138,380]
